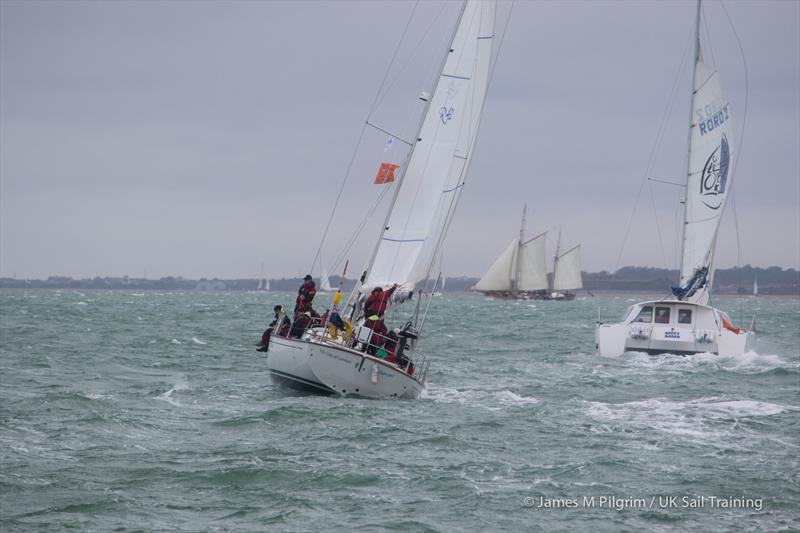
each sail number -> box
[664,330,681,339]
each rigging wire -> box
[613,26,694,274]
[720,0,751,324]
[308,1,422,276]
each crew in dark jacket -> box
[258,305,291,352]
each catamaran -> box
[596,0,754,357]
[267,0,496,398]
[472,205,582,300]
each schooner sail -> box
[473,207,580,300]
[267,0,497,398]
[596,0,754,356]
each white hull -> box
[268,332,425,399]
[596,300,754,356]
[268,336,334,394]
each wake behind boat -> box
[266,0,497,398]
[596,0,754,357]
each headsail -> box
[473,239,516,292]
[366,0,496,290]
[677,4,734,304]
[320,270,333,292]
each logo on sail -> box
[699,134,730,210]
[439,106,454,124]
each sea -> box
[1,289,798,532]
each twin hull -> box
[268,336,425,399]
[595,300,754,356]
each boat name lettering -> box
[664,330,681,339]
[320,349,352,363]
[696,102,729,136]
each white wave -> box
[191,337,207,345]
[626,349,795,374]
[424,387,538,408]
[585,396,794,447]
[156,380,191,406]
[496,390,539,405]
[73,301,88,306]
[171,339,182,345]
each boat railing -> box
[274,311,429,382]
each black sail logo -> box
[700,134,730,210]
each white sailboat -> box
[753,275,758,296]
[319,270,333,292]
[256,263,269,291]
[596,0,754,356]
[268,0,496,398]
[473,207,581,300]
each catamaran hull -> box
[596,300,755,357]
[267,337,334,394]
[268,336,424,399]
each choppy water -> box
[1,289,798,532]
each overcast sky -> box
[1,0,798,280]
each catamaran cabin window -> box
[634,306,653,323]
[678,309,692,324]
[655,307,671,324]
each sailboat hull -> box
[268,337,334,394]
[596,300,755,356]
[268,333,425,399]
[476,290,575,301]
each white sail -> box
[366,0,496,289]
[320,270,333,292]
[677,55,733,304]
[473,239,517,292]
[264,279,270,291]
[256,279,264,290]
[517,232,548,291]
[552,244,582,291]
[753,276,758,296]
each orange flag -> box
[374,162,399,184]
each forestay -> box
[366,0,496,289]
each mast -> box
[513,204,527,293]
[678,0,703,289]
[551,227,562,292]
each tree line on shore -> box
[1,265,797,295]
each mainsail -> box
[552,244,582,291]
[320,270,333,292]
[366,0,496,289]
[676,4,734,304]
[517,233,548,291]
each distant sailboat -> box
[753,275,758,296]
[473,206,580,300]
[256,263,269,291]
[596,0,754,356]
[320,270,333,292]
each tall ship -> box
[472,206,582,300]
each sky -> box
[1,0,798,280]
